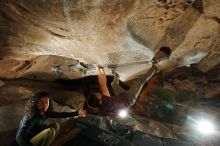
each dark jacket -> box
[15,111,78,146]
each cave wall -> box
[132,64,220,145]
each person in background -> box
[14,91,86,146]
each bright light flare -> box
[196,120,215,135]
[118,109,128,118]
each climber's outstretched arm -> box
[96,66,110,97]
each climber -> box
[12,91,87,146]
[86,46,172,114]
[86,62,159,113]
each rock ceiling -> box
[0,0,219,81]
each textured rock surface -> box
[132,64,220,145]
[0,0,219,81]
